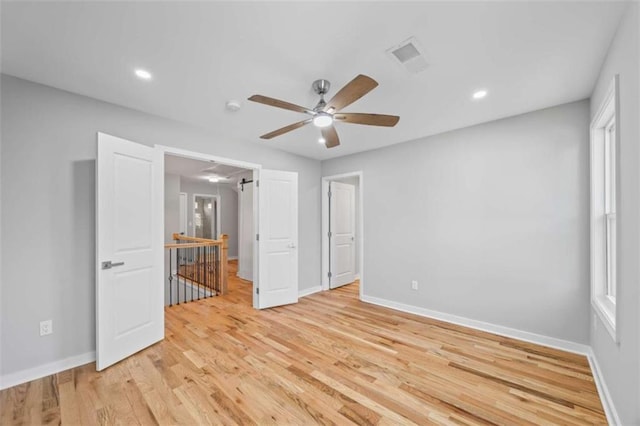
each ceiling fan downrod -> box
[312,79,331,111]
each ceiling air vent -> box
[386,37,428,74]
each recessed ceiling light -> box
[472,89,488,100]
[208,177,220,183]
[318,137,326,144]
[134,69,152,80]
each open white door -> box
[96,133,164,371]
[255,170,298,309]
[330,181,356,288]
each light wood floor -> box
[1,262,606,425]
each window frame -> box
[590,75,619,343]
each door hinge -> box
[328,272,332,278]
[328,231,332,238]
[256,287,260,294]
[256,180,259,187]
[256,233,259,241]
[328,190,332,198]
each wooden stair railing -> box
[164,234,228,306]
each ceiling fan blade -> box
[324,74,378,112]
[260,119,312,139]
[248,95,313,115]
[334,112,400,127]
[321,125,340,148]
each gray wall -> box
[322,100,591,344]
[164,173,181,244]
[589,4,639,424]
[0,75,322,377]
[179,178,239,258]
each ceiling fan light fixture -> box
[313,112,333,128]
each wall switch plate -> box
[40,320,53,336]
[411,280,418,290]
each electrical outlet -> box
[40,320,53,336]
[411,280,418,290]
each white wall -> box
[179,178,239,258]
[0,75,322,380]
[323,100,591,345]
[589,4,639,424]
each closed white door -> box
[256,170,298,309]
[96,133,164,371]
[330,181,356,288]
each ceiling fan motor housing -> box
[312,79,331,95]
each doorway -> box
[192,193,220,240]
[159,144,300,309]
[322,172,364,298]
[96,133,301,370]
[163,150,256,307]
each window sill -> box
[592,296,618,343]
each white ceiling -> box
[1,1,626,160]
[164,154,249,186]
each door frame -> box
[191,193,221,239]
[321,171,364,299]
[157,145,261,306]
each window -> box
[590,75,619,342]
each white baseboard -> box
[0,351,96,390]
[587,349,621,426]
[362,295,624,422]
[360,295,591,356]
[299,285,322,298]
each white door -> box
[179,192,187,235]
[255,170,298,309]
[96,133,164,371]
[330,181,356,288]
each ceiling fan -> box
[248,74,400,148]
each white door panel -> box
[330,181,356,288]
[256,170,298,309]
[96,132,164,371]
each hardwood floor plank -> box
[0,261,607,425]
